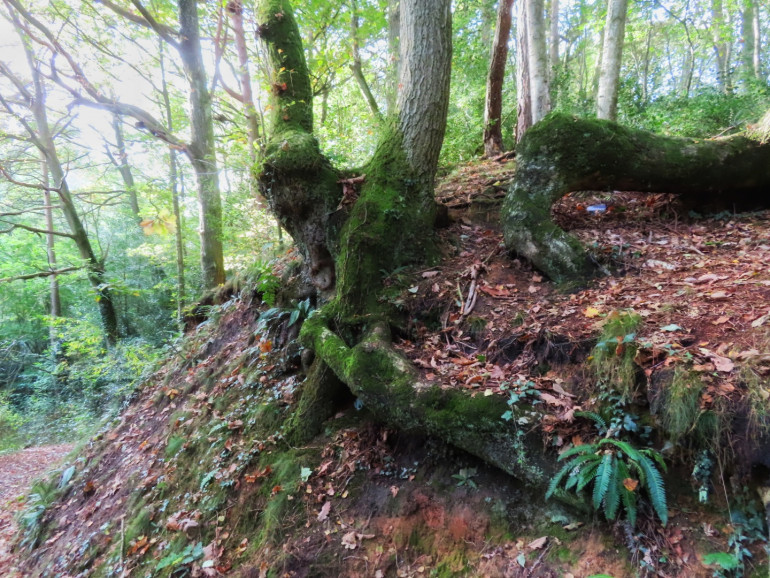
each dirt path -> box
[0,444,74,576]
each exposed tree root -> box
[300,312,551,485]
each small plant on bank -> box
[452,467,478,489]
[546,438,668,527]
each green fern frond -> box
[574,410,608,432]
[604,455,620,520]
[557,442,598,461]
[617,460,637,526]
[546,454,599,500]
[638,454,668,525]
[641,448,668,473]
[593,452,613,510]
[599,438,642,462]
[576,461,601,492]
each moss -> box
[660,368,705,443]
[124,507,153,545]
[165,435,185,458]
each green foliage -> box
[249,261,281,306]
[452,467,478,489]
[155,541,204,571]
[546,438,667,526]
[18,465,76,550]
[592,311,643,399]
[660,368,704,444]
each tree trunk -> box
[111,114,141,221]
[386,0,400,115]
[740,0,757,83]
[226,0,263,194]
[596,0,628,120]
[483,0,513,158]
[752,3,761,78]
[501,113,770,283]
[11,19,119,344]
[548,0,560,103]
[516,0,532,142]
[178,0,225,289]
[350,0,381,118]
[711,0,730,92]
[41,155,60,355]
[526,0,551,124]
[160,40,185,327]
[255,0,551,484]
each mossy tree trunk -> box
[501,113,770,284]
[257,0,550,484]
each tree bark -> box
[386,0,400,115]
[178,0,225,289]
[596,0,628,120]
[549,0,560,101]
[501,113,770,283]
[526,0,551,124]
[483,0,514,158]
[516,0,532,142]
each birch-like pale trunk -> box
[526,0,551,124]
[596,0,628,120]
[516,0,532,142]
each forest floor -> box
[10,158,770,577]
[0,444,73,577]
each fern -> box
[545,438,667,526]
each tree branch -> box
[0,220,75,238]
[0,266,82,283]
[95,0,179,45]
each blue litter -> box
[586,204,607,214]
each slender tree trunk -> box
[596,0,628,120]
[12,21,119,344]
[483,0,514,158]
[41,156,60,329]
[711,0,730,92]
[386,0,400,115]
[226,0,262,191]
[350,0,381,118]
[527,0,551,124]
[516,0,532,142]
[160,40,185,326]
[111,114,140,221]
[752,3,761,77]
[741,0,757,83]
[549,0,560,102]
[178,0,225,289]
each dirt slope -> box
[11,160,770,577]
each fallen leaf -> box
[528,536,547,550]
[584,307,601,318]
[317,501,331,522]
[341,531,358,550]
[711,355,734,372]
[623,478,639,492]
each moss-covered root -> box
[300,313,551,485]
[501,113,770,283]
[284,360,347,445]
